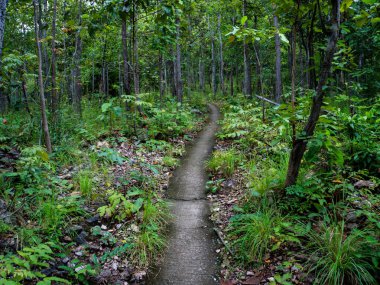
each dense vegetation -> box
[0,0,379,284]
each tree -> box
[242,0,252,98]
[0,0,8,113]
[273,14,282,102]
[285,0,340,187]
[33,0,52,153]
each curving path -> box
[148,104,220,285]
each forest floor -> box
[148,104,220,285]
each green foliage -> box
[129,222,166,267]
[91,226,117,246]
[76,170,94,199]
[228,207,300,264]
[162,155,178,167]
[97,190,143,221]
[207,149,243,177]
[0,243,69,284]
[307,222,379,285]
[96,148,125,164]
[246,154,289,196]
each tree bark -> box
[210,16,216,98]
[175,15,183,104]
[254,15,262,95]
[243,0,252,97]
[159,52,164,104]
[285,0,340,187]
[121,18,131,95]
[0,0,8,113]
[34,0,52,153]
[307,4,317,90]
[218,14,225,95]
[51,0,58,120]
[274,15,282,102]
[72,0,82,116]
[133,1,140,97]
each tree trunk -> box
[0,0,8,113]
[199,46,205,92]
[21,62,31,114]
[307,5,317,90]
[133,2,140,97]
[51,0,58,120]
[218,14,225,95]
[243,0,252,97]
[274,15,282,102]
[210,16,217,98]
[34,0,52,153]
[285,0,340,187]
[254,15,262,95]
[175,16,183,104]
[159,53,164,104]
[121,18,131,95]
[72,0,82,116]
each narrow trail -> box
[148,104,220,285]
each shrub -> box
[307,222,379,285]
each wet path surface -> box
[148,104,220,285]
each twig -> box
[213,227,234,256]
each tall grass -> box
[207,149,243,177]
[246,154,289,196]
[228,206,285,264]
[307,222,378,285]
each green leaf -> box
[241,16,248,26]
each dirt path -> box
[148,104,220,285]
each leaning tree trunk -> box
[285,0,340,187]
[274,14,282,102]
[34,0,52,153]
[0,0,8,114]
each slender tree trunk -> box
[121,18,131,95]
[51,0,58,120]
[218,14,225,95]
[0,0,8,113]
[34,0,52,153]
[199,46,205,92]
[175,16,183,104]
[21,65,31,115]
[243,0,252,97]
[230,66,234,97]
[290,23,297,144]
[72,0,82,116]
[159,52,164,104]
[254,15,262,95]
[274,15,282,102]
[133,2,140,97]
[307,5,317,89]
[210,16,217,98]
[285,0,340,187]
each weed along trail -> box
[149,104,220,285]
